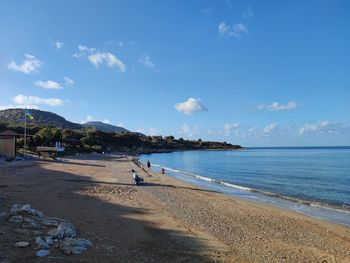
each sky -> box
[0,0,349,147]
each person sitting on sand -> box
[133,172,144,185]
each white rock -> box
[45,236,54,246]
[14,241,30,248]
[35,236,50,249]
[41,218,60,227]
[22,217,43,230]
[10,204,44,218]
[58,221,77,238]
[47,228,63,240]
[48,221,76,239]
[36,249,50,257]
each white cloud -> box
[263,123,278,134]
[137,128,160,136]
[138,54,155,68]
[84,115,94,122]
[242,7,254,20]
[298,121,338,135]
[229,23,248,38]
[218,22,248,39]
[105,40,124,47]
[78,45,96,52]
[258,101,298,111]
[81,115,111,124]
[0,105,16,110]
[7,54,42,74]
[34,80,63,90]
[54,40,64,49]
[12,94,64,107]
[103,119,111,124]
[88,52,126,72]
[218,22,230,36]
[0,104,40,110]
[73,45,126,72]
[224,123,240,136]
[64,76,74,86]
[148,128,159,136]
[180,123,199,138]
[175,98,208,115]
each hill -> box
[0,108,243,154]
[0,108,83,130]
[82,121,129,133]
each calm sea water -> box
[140,147,350,227]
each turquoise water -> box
[139,147,350,227]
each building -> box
[0,130,19,159]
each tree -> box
[33,127,62,146]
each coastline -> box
[138,149,350,228]
[0,154,349,262]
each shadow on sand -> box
[0,159,220,262]
[58,178,220,194]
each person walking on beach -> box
[161,168,165,175]
[147,160,151,171]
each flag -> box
[25,109,34,120]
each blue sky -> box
[0,0,349,146]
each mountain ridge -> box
[0,108,127,133]
[82,121,129,133]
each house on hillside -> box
[0,130,19,158]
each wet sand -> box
[0,154,349,262]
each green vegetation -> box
[0,108,242,155]
[0,122,242,155]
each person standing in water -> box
[147,160,151,171]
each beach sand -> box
[0,154,349,262]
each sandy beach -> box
[0,154,349,262]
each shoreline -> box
[1,154,349,262]
[137,153,350,228]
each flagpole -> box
[24,108,27,150]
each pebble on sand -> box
[14,241,30,248]
[36,249,50,257]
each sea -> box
[139,147,350,227]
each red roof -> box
[0,130,20,137]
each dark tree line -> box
[0,122,242,155]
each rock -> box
[47,228,63,240]
[21,217,43,230]
[13,228,42,236]
[8,215,24,223]
[41,218,60,227]
[9,204,44,218]
[45,236,54,246]
[35,237,50,249]
[48,221,76,239]
[58,221,77,238]
[14,241,30,248]
[36,250,50,257]
[60,238,93,255]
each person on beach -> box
[132,171,144,185]
[147,160,151,171]
[161,168,165,175]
